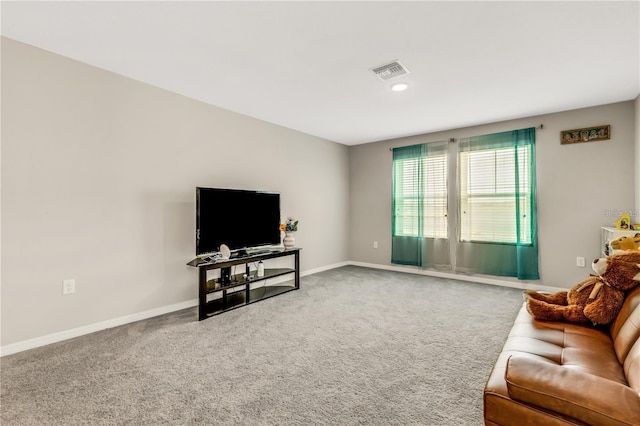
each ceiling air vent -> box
[370,60,410,81]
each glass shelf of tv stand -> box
[205,268,294,293]
[204,269,296,317]
[190,248,301,320]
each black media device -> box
[196,187,281,257]
[220,267,231,285]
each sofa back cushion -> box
[625,337,640,393]
[610,286,640,391]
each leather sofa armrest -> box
[505,355,640,426]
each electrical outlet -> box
[576,257,586,268]
[63,279,76,294]
[373,241,378,249]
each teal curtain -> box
[456,128,539,280]
[392,142,451,269]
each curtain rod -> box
[388,124,544,151]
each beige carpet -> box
[1,266,523,425]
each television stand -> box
[187,248,301,320]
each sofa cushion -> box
[505,355,640,426]
[612,287,640,363]
[502,306,627,384]
[625,337,640,394]
[610,286,640,394]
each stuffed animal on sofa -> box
[524,251,640,325]
[609,233,640,251]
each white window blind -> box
[393,147,447,239]
[459,146,532,244]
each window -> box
[456,127,538,279]
[393,142,447,239]
[391,128,538,280]
[391,141,451,269]
[459,145,532,244]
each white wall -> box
[1,38,350,347]
[349,101,636,289]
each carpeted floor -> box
[1,266,524,425]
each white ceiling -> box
[2,1,639,145]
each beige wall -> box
[1,38,350,347]
[2,36,637,351]
[349,101,636,288]
[636,95,640,217]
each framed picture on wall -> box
[560,125,610,145]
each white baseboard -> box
[0,299,198,357]
[346,261,566,293]
[301,261,350,277]
[1,260,562,357]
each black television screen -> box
[196,187,281,256]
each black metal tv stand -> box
[187,248,301,320]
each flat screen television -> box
[196,187,281,256]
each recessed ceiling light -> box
[391,82,408,92]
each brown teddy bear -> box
[524,251,640,325]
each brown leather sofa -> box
[484,286,640,425]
